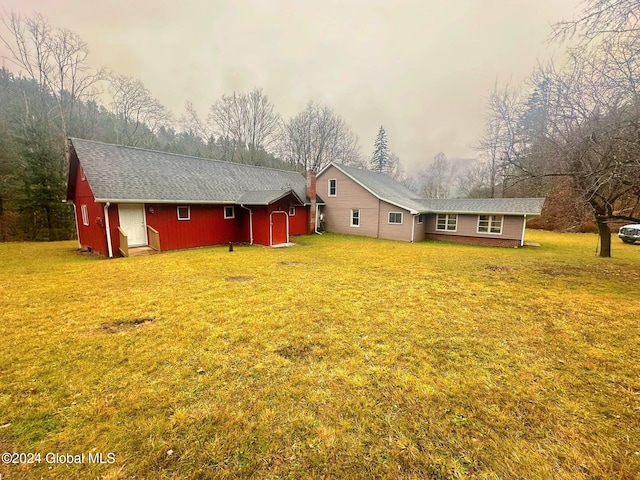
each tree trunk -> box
[596,218,611,258]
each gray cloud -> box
[2,0,580,171]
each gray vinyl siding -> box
[318,166,381,238]
[425,214,524,240]
[318,166,414,241]
[377,202,413,241]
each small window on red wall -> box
[289,207,296,216]
[177,206,190,220]
[224,206,235,219]
[81,205,89,226]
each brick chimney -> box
[306,170,317,233]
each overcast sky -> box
[1,0,582,172]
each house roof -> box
[236,189,305,205]
[416,198,546,215]
[320,163,544,215]
[321,163,429,214]
[68,138,311,205]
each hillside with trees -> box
[0,12,368,241]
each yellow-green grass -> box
[0,231,639,479]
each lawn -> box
[0,230,639,479]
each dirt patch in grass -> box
[275,342,325,361]
[225,276,254,282]
[278,261,304,266]
[484,265,513,272]
[101,318,154,334]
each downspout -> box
[411,214,416,243]
[104,202,113,258]
[314,203,322,234]
[520,214,527,247]
[72,203,81,249]
[240,204,254,245]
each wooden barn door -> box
[118,204,147,247]
[270,211,288,245]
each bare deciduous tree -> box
[277,101,362,172]
[208,89,280,164]
[551,0,640,42]
[0,11,103,141]
[475,82,523,198]
[107,73,172,146]
[420,152,457,199]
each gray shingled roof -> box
[328,163,544,215]
[70,138,309,204]
[236,190,304,205]
[331,164,429,213]
[416,198,545,215]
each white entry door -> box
[118,204,147,247]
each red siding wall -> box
[251,194,308,246]
[73,165,109,256]
[71,158,311,255]
[142,204,248,252]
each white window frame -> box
[81,204,89,226]
[328,179,337,197]
[289,206,296,216]
[388,212,403,224]
[177,206,191,221]
[417,214,424,224]
[477,215,503,234]
[224,206,235,219]
[350,209,360,227]
[436,213,458,232]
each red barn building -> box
[66,138,321,257]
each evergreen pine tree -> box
[370,125,390,173]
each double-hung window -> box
[328,179,337,197]
[350,209,360,227]
[436,213,457,231]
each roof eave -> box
[427,210,543,216]
[324,164,419,214]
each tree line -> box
[0,11,380,242]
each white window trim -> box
[224,206,235,219]
[477,215,504,235]
[177,206,191,221]
[289,206,296,216]
[350,209,360,227]
[436,213,458,232]
[417,214,424,224]
[328,179,337,197]
[388,212,403,224]
[81,205,89,226]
